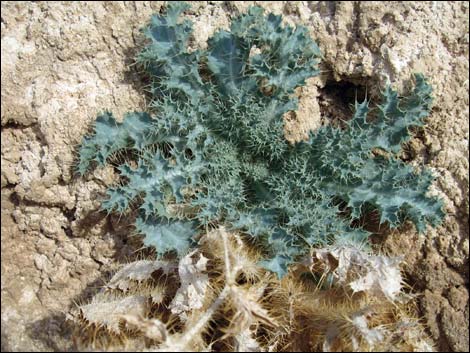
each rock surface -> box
[1,1,468,351]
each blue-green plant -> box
[77,2,444,278]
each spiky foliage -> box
[77,2,444,278]
[69,228,434,352]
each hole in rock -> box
[318,80,368,128]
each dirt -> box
[1,1,468,351]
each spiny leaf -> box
[77,112,153,175]
[77,2,443,279]
[136,216,198,256]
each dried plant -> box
[69,227,434,352]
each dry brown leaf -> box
[315,245,403,300]
[350,310,386,347]
[122,314,168,342]
[169,251,210,320]
[234,328,263,352]
[79,295,149,333]
[107,260,175,292]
